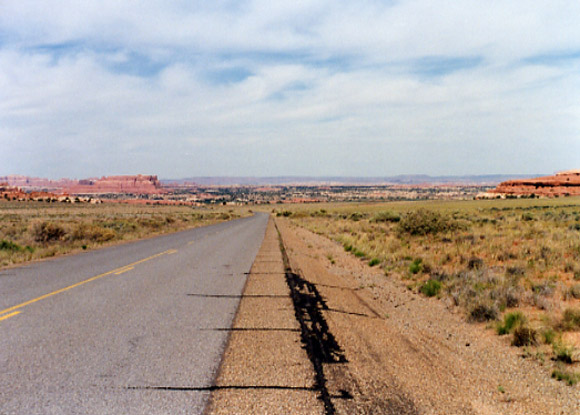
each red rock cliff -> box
[492,170,580,197]
[66,175,163,195]
[0,175,76,191]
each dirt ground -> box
[209,216,580,414]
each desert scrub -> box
[370,211,401,223]
[289,198,580,340]
[397,209,468,236]
[420,279,442,297]
[0,240,31,252]
[553,341,575,364]
[497,311,526,335]
[32,221,67,243]
[409,258,423,274]
[0,201,244,268]
[552,368,580,386]
[511,326,538,347]
[468,300,499,322]
[560,308,580,331]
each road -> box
[0,213,268,415]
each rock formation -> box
[0,183,60,201]
[492,170,580,197]
[0,175,76,191]
[65,175,164,195]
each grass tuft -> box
[469,301,499,322]
[420,279,442,297]
[497,311,526,335]
[561,308,580,331]
[511,326,538,347]
[409,258,423,274]
[552,369,580,386]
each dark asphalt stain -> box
[275,225,349,415]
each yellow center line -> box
[0,249,177,317]
[114,266,134,275]
[0,311,21,322]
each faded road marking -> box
[114,266,135,275]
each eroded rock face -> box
[0,183,27,200]
[0,183,58,201]
[66,175,163,195]
[492,170,580,197]
[0,175,76,191]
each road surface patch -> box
[0,249,177,318]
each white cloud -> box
[1,0,579,177]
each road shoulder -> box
[206,217,324,415]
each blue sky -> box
[1,0,579,179]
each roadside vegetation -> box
[276,197,580,384]
[0,201,246,268]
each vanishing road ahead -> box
[0,213,268,415]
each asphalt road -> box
[0,213,269,415]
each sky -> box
[1,0,579,179]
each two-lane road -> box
[0,213,269,415]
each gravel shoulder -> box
[275,217,580,415]
[206,218,324,415]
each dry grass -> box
[279,197,580,382]
[0,201,249,268]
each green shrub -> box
[420,279,442,297]
[71,224,116,243]
[542,328,557,345]
[496,311,526,335]
[409,258,423,274]
[469,302,499,322]
[552,369,580,386]
[32,222,66,243]
[348,212,365,221]
[343,244,353,252]
[561,308,580,331]
[353,249,366,258]
[370,211,401,223]
[311,209,330,217]
[369,258,380,267]
[0,240,23,252]
[553,342,574,363]
[397,209,467,236]
[512,326,537,347]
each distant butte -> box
[492,170,580,197]
[1,174,164,196]
[66,175,164,195]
